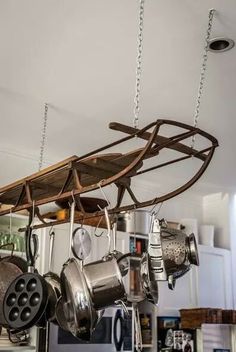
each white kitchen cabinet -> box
[157,268,197,316]
[197,245,233,309]
[157,244,233,316]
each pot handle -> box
[113,309,124,351]
[117,252,132,264]
[134,303,143,352]
[68,199,75,258]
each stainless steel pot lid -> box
[60,258,96,341]
[71,227,92,261]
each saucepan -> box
[59,203,127,340]
[59,200,100,340]
[83,207,126,310]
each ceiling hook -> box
[98,181,111,208]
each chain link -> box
[191,8,215,148]
[38,103,49,171]
[133,0,145,129]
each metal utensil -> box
[116,210,151,235]
[71,227,92,261]
[44,230,61,323]
[60,258,94,340]
[133,303,143,352]
[60,200,99,340]
[105,221,129,277]
[148,218,199,290]
[83,256,126,310]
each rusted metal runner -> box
[0,119,218,229]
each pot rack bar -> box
[0,119,218,231]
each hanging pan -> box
[59,199,99,340]
[43,230,61,324]
[3,216,49,331]
[0,261,23,327]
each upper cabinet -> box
[157,268,197,317]
[197,245,233,309]
[157,244,233,316]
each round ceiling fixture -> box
[208,37,235,53]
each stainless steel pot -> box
[60,258,96,341]
[116,210,151,235]
[83,256,126,310]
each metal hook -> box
[9,206,14,236]
[98,205,111,254]
[29,200,36,229]
[149,202,163,233]
[68,192,75,258]
[49,225,54,236]
[71,190,75,204]
[94,215,105,237]
[98,182,111,208]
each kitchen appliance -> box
[49,307,133,352]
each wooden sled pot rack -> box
[0,119,218,231]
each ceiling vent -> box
[208,37,235,53]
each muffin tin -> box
[3,273,48,330]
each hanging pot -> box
[60,257,96,341]
[83,208,126,310]
[116,210,151,235]
[83,256,126,310]
[59,200,100,340]
[0,261,23,327]
[0,244,27,327]
[1,254,28,274]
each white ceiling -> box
[0,0,236,195]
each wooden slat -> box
[109,122,206,161]
[0,155,78,194]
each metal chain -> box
[191,8,215,148]
[38,103,49,171]
[133,0,145,129]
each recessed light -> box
[208,37,235,53]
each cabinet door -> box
[116,230,130,253]
[157,269,197,316]
[197,245,233,309]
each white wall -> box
[230,194,236,308]
[202,192,230,249]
